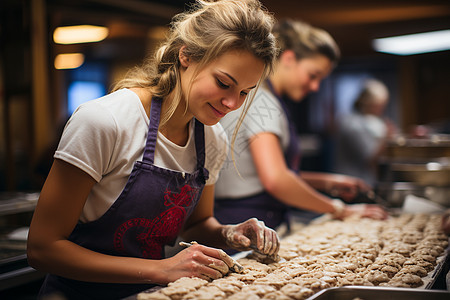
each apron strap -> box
[265,80,301,172]
[142,97,162,163]
[194,119,206,169]
[143,97,206,169]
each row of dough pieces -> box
[138,214,448,300]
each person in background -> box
[27,1,279,299]
[214,19,388,233]
[334,79,397,187]
[442,209,450,235]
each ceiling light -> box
[53,25,109,44]
[372,29,450,55]
[54,53,85,69]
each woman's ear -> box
[179,46,190,68]
[279,50,296,66]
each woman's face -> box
[284,54,333,102]
[180,49,265,126]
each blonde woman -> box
[27,1,278,299]
[215,19,388,233]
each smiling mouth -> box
[209,103,226,117]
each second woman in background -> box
[215,19,388,232]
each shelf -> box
[0,192,39,216]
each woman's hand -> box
[327,175,371,202]
[160,243,234,283]
[221,218,279,255]
[335,203,389,220]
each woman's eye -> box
[240,91,248,96]
[309,73,319,80]
[217,79,229,89]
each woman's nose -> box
[222,94,241,111]
[310,80,321,92]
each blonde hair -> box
[113,0,277,130]
[272,19,340,66]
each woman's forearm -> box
[27,238,166,285]
[264,169,336,214]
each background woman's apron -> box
[38,98,209,300]
[215,80,301,232]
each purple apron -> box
[38,97,209,300]
[214,80,301,233]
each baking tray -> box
[306,286,450,300]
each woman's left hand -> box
[221,218,279,255]
[340,203,389,220]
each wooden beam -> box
[31,0,52,166]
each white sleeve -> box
[241,89,286,140]
[54,102,118,182]
[204,123,228,186]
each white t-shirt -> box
[215,86,289,199]
[55,89,228,222]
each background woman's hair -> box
[272,19,340,66]
[353,79,389,112]
[113,0,277,128]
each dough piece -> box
[137,291,170,300]
[403,258,434,272]
[240,284,277,296]
[279,265,309,278]
[323,264,347,274]
[160,277,208,299]
[410,250,437,262]
[253,271,291,288]
[380,265,399,278]
[320,275,338,285]
[364,270,390,285]
[290,277,330,291]
[280,283,314,300]
[228,269,267,284]
[237,258,271,273]
[260,291,292,300]
[416,242,444,254]
[226,291,260,300]
[209,278,244,296]
[400,265,428,277]
[182,286,226,300]
[379,253,407,266]
[387,273,423,288]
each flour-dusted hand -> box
[221,218,279,255]
[160,243,232,283]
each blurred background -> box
[1,0,450,191]
[0,0,450,191]
[0,0,449,297]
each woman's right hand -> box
[159,243,233,283]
